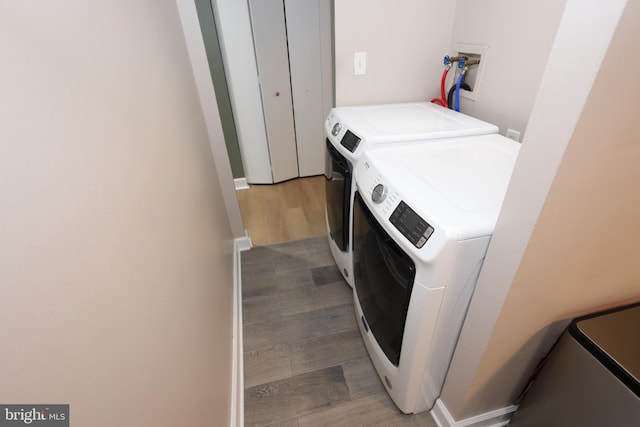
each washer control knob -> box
[372,184,387,203]
[331,122,342,137]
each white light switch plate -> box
[354,52,366,75]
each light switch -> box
[354,52,366,75]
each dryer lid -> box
[333,102,498,143]
[364,133,520,238]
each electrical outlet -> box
[506,129,521,142]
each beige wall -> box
[0,1,235,426]
[440,0,638,419]
[334,0,456,106]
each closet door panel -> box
[249,0,299,182]
[285,0,325,177]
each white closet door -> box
[249,0,299,183]
[285,0,326,177]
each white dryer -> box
[324,102,498,288]
[352,134,520,413]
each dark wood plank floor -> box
[241,237,437,427]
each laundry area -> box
[2,0,639,426]
[205,0,640,425]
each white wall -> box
[450,0,567,136]
[0,2,235,425]
[334,0,456,106]
[440,0,636,420]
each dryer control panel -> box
[361,160,435,250]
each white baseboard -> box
[235,234,252,252]
[431,398,517,427]
[234,177,249,190]
[231,235,252,427]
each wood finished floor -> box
[241,237,437,427]
[237,176,327,246]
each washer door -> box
[353,191,416,366]
[325,139,351,252]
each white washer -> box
[352,134,520,413]
[325,102,498,288]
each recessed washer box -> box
[454,44,488,101]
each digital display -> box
[401,211,420,231]
[340,130,361,152]
[389,201,434,248]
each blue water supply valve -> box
[443,55,451,65]
[458,57,466,68]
